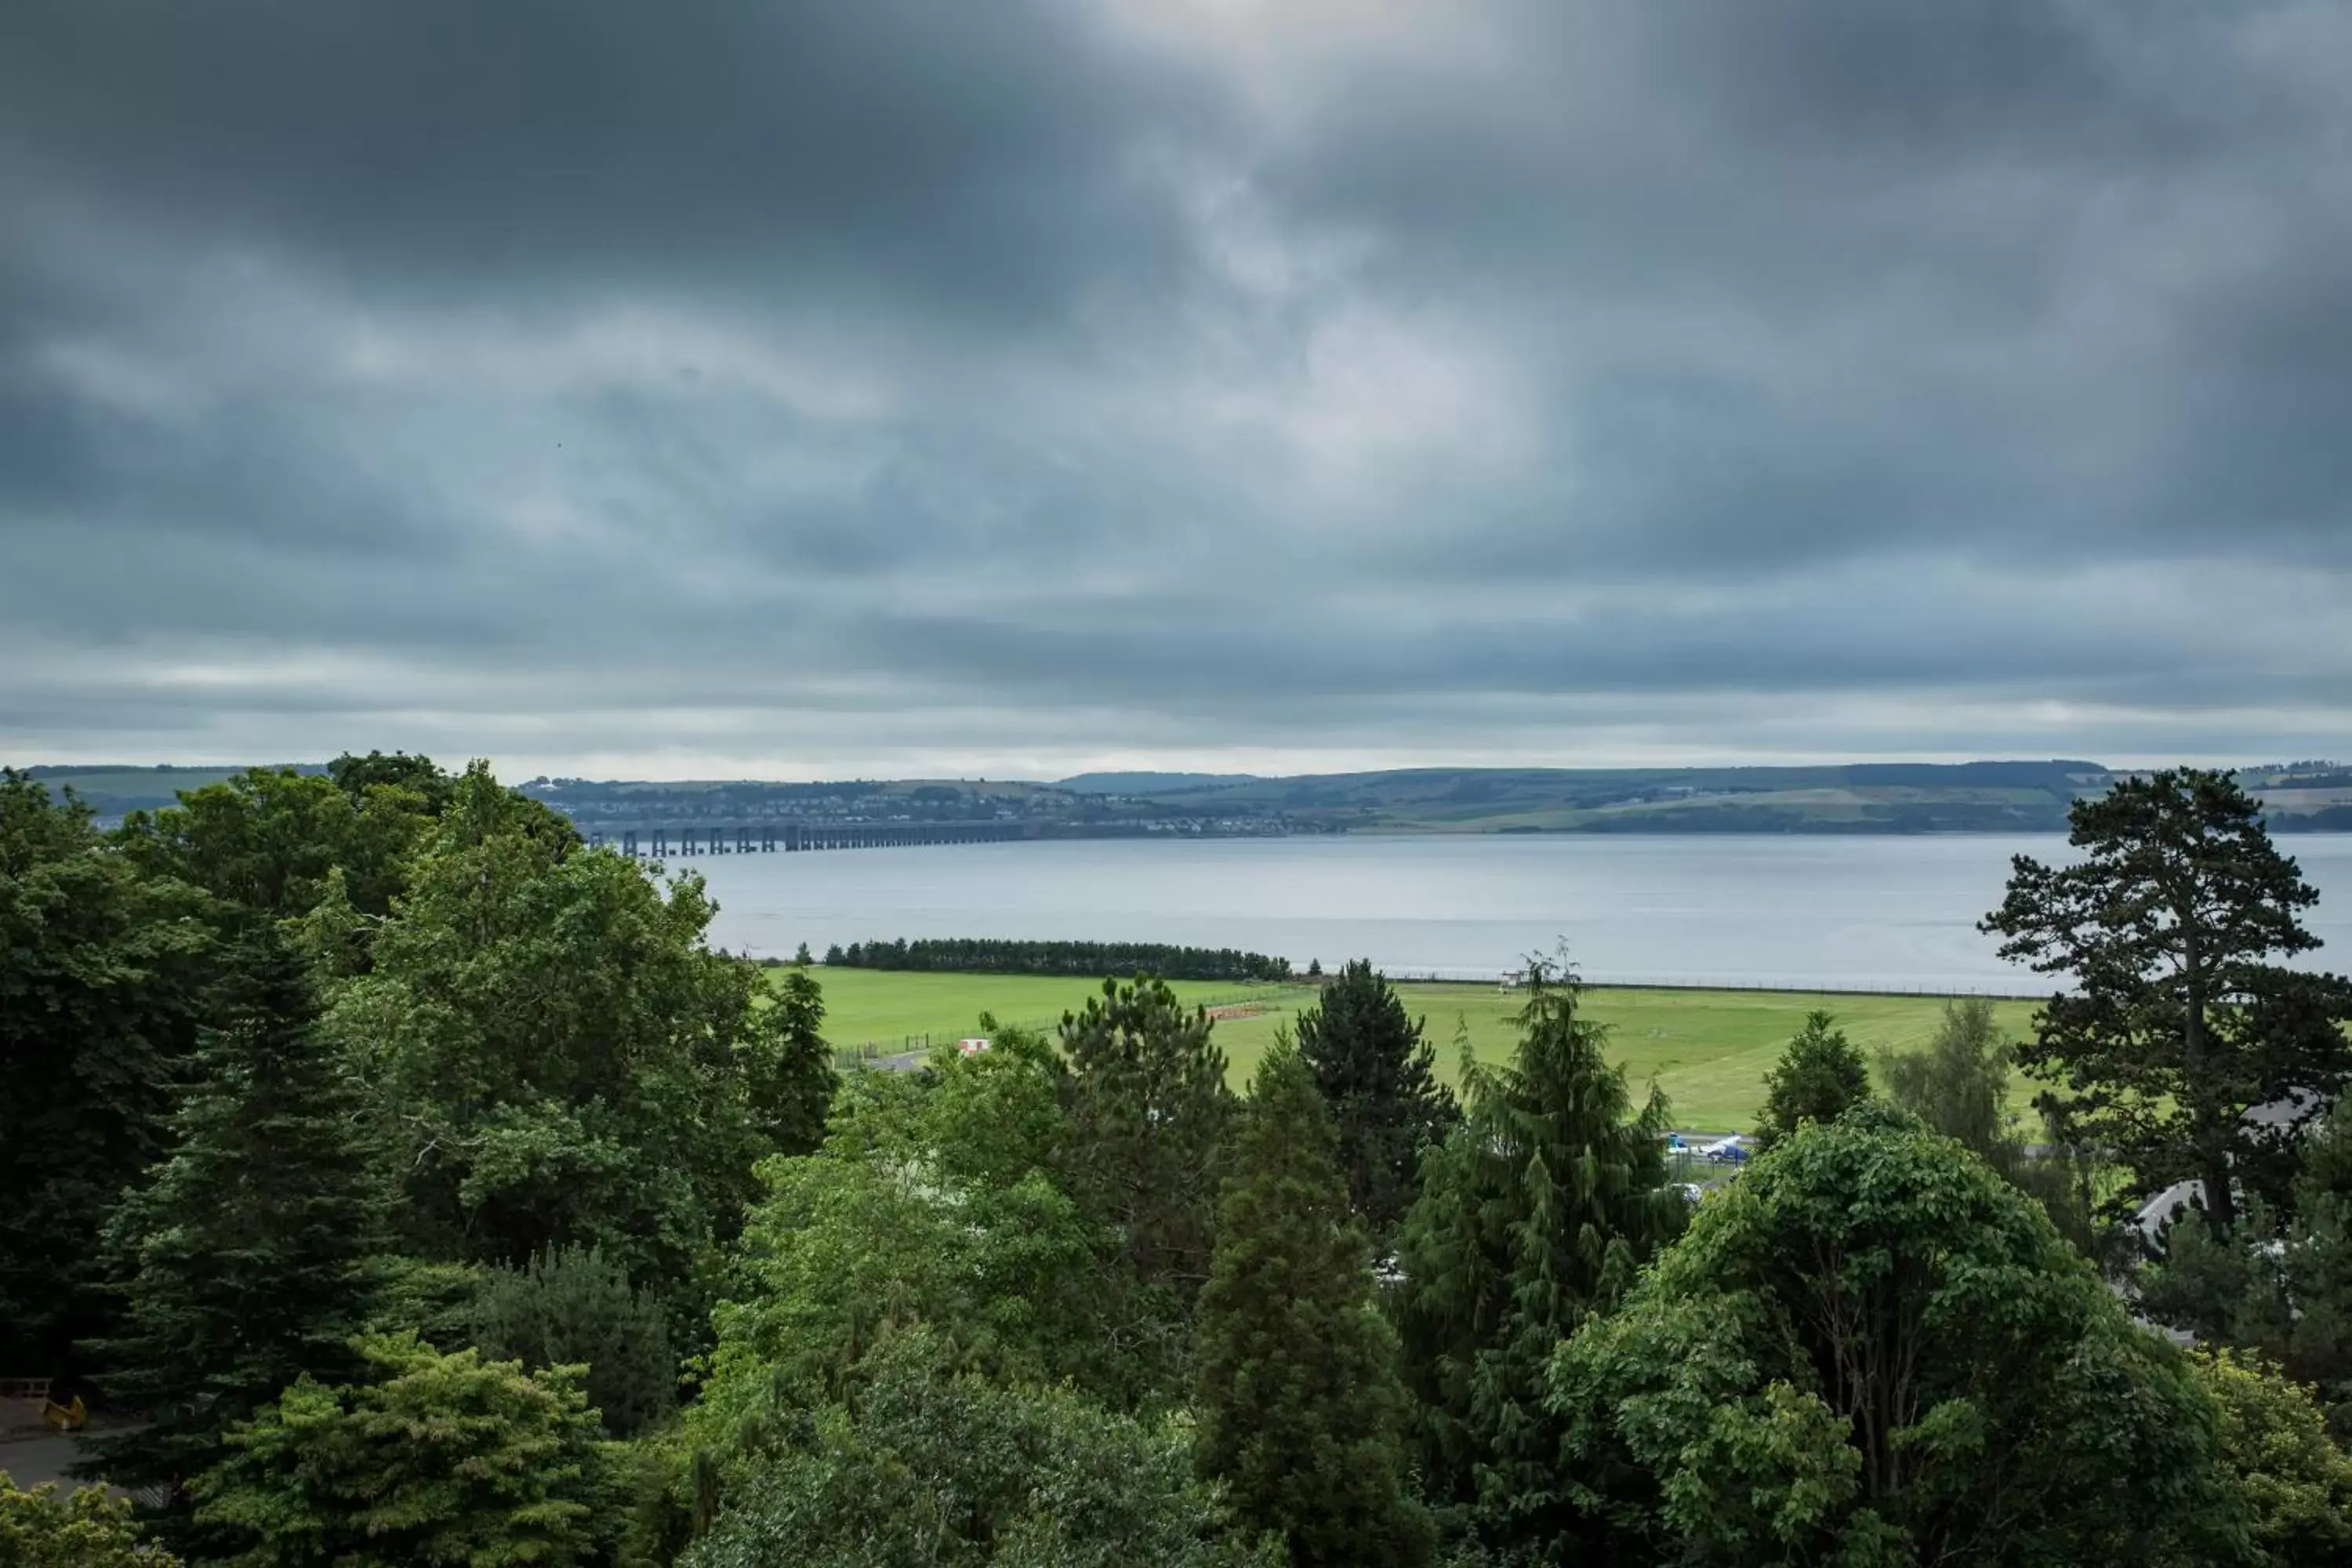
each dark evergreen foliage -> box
[1753,1009,1871,1151]
[830,936,1292,982]
[470,1242,677,1438]
[1984,768,2352,1231]
[1393,957,1685,1563]
[1292,959,1457,1238]
[746,967,837,1159]
[1058,976,1236,1319]
[0,771,216,1374]
[1194,1040,1434,1566]
[85,933,392,1513]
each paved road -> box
[0,1432,93,1491]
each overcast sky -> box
[4,1,2349,779]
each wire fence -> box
[1374,967,2049,999]
[831,982,1323,1068]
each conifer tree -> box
[1754,1009,1871,1151]
[471,1242,677,1438]
[746,967,837,1160]
[1058,975,1235,1308]
[1985,768,2352,1231]
[1194,1040,1435,1568]
[1394,956,1683,1562]
[1293,960,1459,1240]
[87,932,391,1511]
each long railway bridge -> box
[583,821,1030,859]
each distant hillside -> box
[12,762,323,818]
[1056,771,1262,794]
[13,757,2347,837]
[1094,760,2119,834]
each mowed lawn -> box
[785,967,2047,1132]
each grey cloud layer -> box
[2,0,2347,772]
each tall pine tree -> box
[1293,960,1459,1240]
[1394,956,1684,1563]
[87,931,391,1512]
[1194,1040,1434,1568]
[1985,768,2352,1231]
[1058,975,1236,1309]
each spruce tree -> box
[1194,1040,1435,1568]
[1293,959,1459,1240]
[1754,1009,1871,1151]
[87,932,391,1510]
[1394,956,1683,1562]
[747,967,837,1159]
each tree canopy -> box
[1554,1104,2249,1566]
[1193,1040,1432,1567]
[1985,768,2352,1230]
[1292,960,1457,1239]
[1394,959,1684,1562]
[1753,1008,1871,1152]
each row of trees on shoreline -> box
[821,935,1295,982]
[5,760,2352,1565]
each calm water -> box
[689,833,2352,993]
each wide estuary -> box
[690,832,2352,993]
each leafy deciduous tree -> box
[329,764,767,1287]
[0,1475,180,1568]
[684,1334,1279,1568]
[1554,1105,2252,1566]
[2193,1348,2352,1568]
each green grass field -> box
[786,967,2045,1132]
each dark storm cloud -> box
[1,0,2347,772]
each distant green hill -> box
[12,763,323,818]
[1055,771,1263,794]
[1099,760,2119,834]
[13,757,2345,836]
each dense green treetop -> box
[1985,767,2352,1230]
[0,1474,180,1568]
[2194,1349,2352,1568]
[115,765,434,929]
[1393,958,1684,1562]
[326,764,768,1284]
[1058,976,1236,1316]
[1753,1008,1871,1151]
[1292,960,1457,1240]
[692,1039,1109,1471]
[471,1242,677,1439]
[1554,1105,2249,1566]
[192,1333,605,1568]
[1193,1040,1432,1568]
[685,1333,1279,1568]
[744,967,836,1160]
[0,770,217,1372]
[86,932,393,1514]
